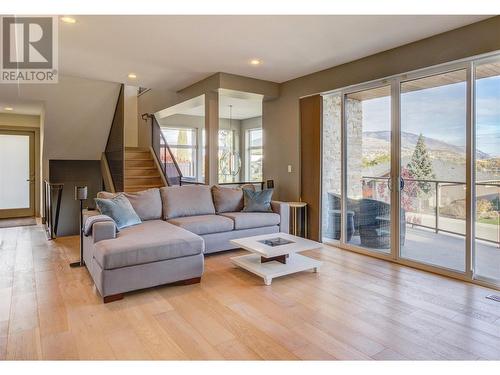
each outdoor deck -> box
[324,225,500,282]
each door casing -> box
[0,129,36,219]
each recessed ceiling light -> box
[128,73,137,79]
[4,107,13,111]
[250,59,262,66]
[61,16,76,24]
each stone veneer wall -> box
[321,94,362,236]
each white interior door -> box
[0,130,35,218]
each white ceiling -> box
[59,15,490,90]
[174,95,262,120]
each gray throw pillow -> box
[211,185,244,213]
[95,194,142,229]
[242,188,273,212]
[97,188,162,221]
[160,185,216,219]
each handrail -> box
[105,84,125,192]
[362,175,500,187]
[43,180,63,240]
[359,176,500,246]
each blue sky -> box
[361,76,500,157]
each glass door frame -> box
[320,53,500,290]
[471,54,500,286]
[339,80,398,261]
[0,129,35,219]
[396,62,473,278]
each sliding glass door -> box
[474,58,500,283]
[321,52,500,289]
[344,85,392,254]
[399,70,467,272]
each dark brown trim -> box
[170,276,202,286]
[299,95,322,241]
[103,293,124,303]
[261,255,287,264]
[101,276,202,303]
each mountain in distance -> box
[363,131,491,159]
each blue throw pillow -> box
[95,194,142,229]
[242,188,273,212]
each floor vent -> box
[486,294,500,303]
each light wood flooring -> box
[1,224,500,360]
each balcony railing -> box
[360,176,500,247]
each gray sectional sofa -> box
[83,185,289,302]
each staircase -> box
[124,147,165,192]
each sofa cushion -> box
[220,212,280,230]
[97,188,162,221]
[242,188,273,212]
[95,194,142,230]
[211,185,244,213]
[160,185,215,219]
[168,214,234,235]
[93,220,203,270]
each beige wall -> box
[137,88,179,148]
[264,16,500,201]
[124,85,139,148]
[0,75,120,217]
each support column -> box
[205,91,219,186]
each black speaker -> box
[266,180,274,189]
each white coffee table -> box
[230,232,322,285]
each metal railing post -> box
[435,181,440,234]
[497,210,499,248]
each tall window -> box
[162,127,197,179]
[218,129,237,183]
[246,128,263,182]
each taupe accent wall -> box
[264,16,500,202]
[49,160,102,236]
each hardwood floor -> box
[1,224,500,360]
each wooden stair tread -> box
[125,147,149,151]
[122,148,165,191]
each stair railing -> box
[43,180,63,239]
[149,114,183,186]
[104,84,125,192]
